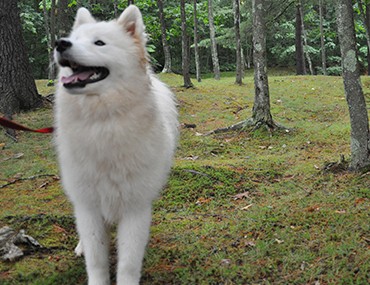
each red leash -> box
[0,117,54,134]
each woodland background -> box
[0,0,370,284]
[20,0,367,79]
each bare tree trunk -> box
[252,0,275,127]
[157,0,172,73]
[128,0,134,5]
[0,0,42,115]
[42,0,56,81]
[366,3,370,75]
[180,0,193,88]
[319,0,327,75]
[58,0,70,37]
[194,0,201,82]
[233,0,243,85]
[208,0,220,80]
[299,0,313,75]
[336,0,370,170]
[295,2,306,75]
[114,0,118,17]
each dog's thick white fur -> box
[54,5,178,285]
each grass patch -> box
[0,74,369,284]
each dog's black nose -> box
[55,39,72,53]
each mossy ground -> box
[0,72,369,284]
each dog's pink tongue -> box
[61,71,94,84]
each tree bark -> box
[366,3,370,75]
[336,0,370,170]
[157,0,172,73]
[57,0,70,38]
[299,1,313,75]
[252,0,275,127]
[194,0,201,82]
[42,0,56,81]
[180,0,193,88]
[295,2,306,75]
[0,0,42,115]
[233,0,243,85]
[208,0,220,80]
[319,0,327,75]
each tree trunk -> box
[299,1,313,75]
[336,0,370,170]
[114,0,118,17]
[42,0,56,81]
[180,0,193,88]
[194,0,201,82]
[208,0,220,80]
[157,0,172,73]
[57,0,70,38]
[366,3,370,75]
[128,0,134,5]
[0,0,42,115]
[319,0,327,75]
[295,2,306,75]
[233,0,243,85]
[252,0,274,127]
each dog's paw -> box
[74,240,84,256]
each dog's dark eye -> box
[94,40,105,46]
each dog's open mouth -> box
[59,59,109,89]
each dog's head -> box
[54,5,148,95]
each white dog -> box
[54,5,178,285]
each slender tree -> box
[336,0,370,170]
[366,2,370,75]
[295,1,306,75]
[299,1,313,75]
[251,0,276,128]
[157,0,172,73]
[0,0,42,116]
[206,0,280,135]
[42,0,56,81]
[319,0,327,75]
[180,0,193,88]
[233,0,243,85]
[58,0,70,37]
[208,0,220,80]
[194,0,201,82]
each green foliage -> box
[17,0,370,77]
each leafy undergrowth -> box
[1,74,369,284]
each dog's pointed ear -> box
[117,5,145,38]
[73,8,96,30]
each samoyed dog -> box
[54,5,178,285]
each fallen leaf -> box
[220,259,231,266]
[244,240,256,247]
[233,191,250,200]
[241,204,253,210]
[275,238,284,244]
[196,197,212,205]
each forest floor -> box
[0,71,369,284]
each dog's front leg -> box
[74,207,110,285]
[116,203,152,285]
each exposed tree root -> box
[205,118,290,136]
